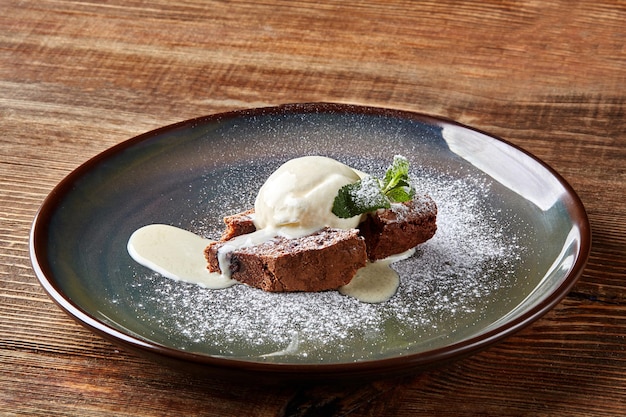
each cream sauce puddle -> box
[128,224,406,303]
[127,224,235,289]
[339,249,414,303]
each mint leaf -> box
[332,156,415,219]
[332,177,390,218]
[382,155,410,193]
[332,182,361,219]
[386,185,414,203]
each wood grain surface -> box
[1,0,625,415]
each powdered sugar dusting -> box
[125,161,528,363]
[350,175,383,206]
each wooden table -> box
[2,1,625,415]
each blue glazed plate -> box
[30,103,590,381]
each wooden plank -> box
[1,0,625,415]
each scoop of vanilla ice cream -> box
[254,156,362,237]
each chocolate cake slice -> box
[220,208,256,241]
[205,228,367,292]
[358,195,438,260]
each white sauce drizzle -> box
[339,249,415,303]
[127,224,235,289]
[128,224,409,303]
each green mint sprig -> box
[332,155,415,219]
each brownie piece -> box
[220,209,256,240]
[205,228,367,292]
[358,195,437,261]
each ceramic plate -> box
[30,103,590,381]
